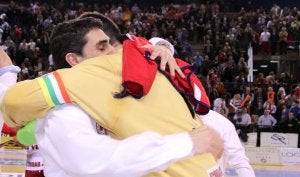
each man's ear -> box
[65,53,81,67]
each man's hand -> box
[188,125,224,159]
[141,44,185,78]
[0,47,13,67]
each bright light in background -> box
[270,60,279,63]
[260,65,268,68]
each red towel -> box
[115,35,210,115]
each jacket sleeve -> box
[0,66,20,130]
[0,78,50,128]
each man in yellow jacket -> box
[1,16,223,177]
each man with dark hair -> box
[2,16,223,177]
[79,12,121,47]
[50,17,112,69]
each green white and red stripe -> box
[37,71,71,107]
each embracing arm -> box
[36,104,223,177]
[36,104,192,177]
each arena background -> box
[1,0,300,177]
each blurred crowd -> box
[0,0,300,144]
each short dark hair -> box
[79,12,121,45]
[50,17,103,69]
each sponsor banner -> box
[0,149,27,173]
[0,173,24,177]
[260,132,298,148]
[281,148,300,165]
[245,147,300,165]
[245,147,281,165]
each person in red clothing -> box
[25,144,45,177]
[1,124,46,177]
[267,86,275,104]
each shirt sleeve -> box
[35,103,193,177]
[271,116,277,126]
[0,65,20,75]
[221,118,255,177]
[201,110,255,177]
[0,78,50,127]
[149,37,175,55]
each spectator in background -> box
[241,86,253,112]
[213,95,229,117]
[278,72,292,92]
[280,112,300,133]
[234,107,252,126]
[277,87,287,102]
[265,71,276,85]
[192,51,203,74]
[251,101,264,126]
[278,26,288,55]
[203,39,215,60]
[234,107,252,142]
[254,73,266,87]
[289,100,300,121]
[252,87,264,107]
[267,86,275,104]
[258,109,277,128]
[209,82,220,108]
[230,93,243,112]
[278,104,290,125]
[270,27,278,55]
[263,101,277,119]
[259,27,271,55]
